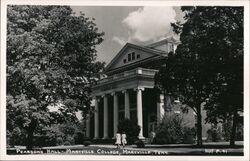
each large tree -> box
[204,46,243,146]
[7,5,105,149]
[155,6,243,146]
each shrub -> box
[7,128,26,147]
[206,126,222,142]
[8,128,21,146]
[74,131,85,144]
[118,119,140,145]
[33,135,50,147]
[134,140,145,148]
[222,119,232,141]
[236,123,243,141]
[221,118,243,141]
[43,121,83,146]
[64,141,71,146]
[182,127,196,144]
[155,114,184,144]
[155,113,196,144]
[65,136,75,145]
[83,141,91,146]
[56,137,64,146]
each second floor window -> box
[132,52,135,60]
[128,53,131,61]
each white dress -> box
[121,134,127,144]
[115,133,121,145]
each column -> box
[136,87,144,139]
[157,94,165,124]
[86,113,90,138]
[103,95,109,139]
[124,90,130,119]
[113,92,119,138]
[94,97,99,139]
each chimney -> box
[147,36,180,54]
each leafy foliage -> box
[7,127,26,147]
[221,117,243,142]
[155,113,196,144]
[83,141,92,146]
[155,6,243,146]
[7,5,105,149]
[42,121,83,146]
[134,140,145,148]
[206,125,222,142]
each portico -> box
[88,37,180,139]
[91,67,161,139]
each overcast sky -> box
[71,6,184,65]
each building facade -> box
[86,37,205,140]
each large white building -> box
[85,37,210,140]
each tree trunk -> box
[26,119,36,150]
[196,105,203,147]
[230,110,238,146]
[26,129,34,150]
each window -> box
[128,53,131,61]
[137,54,140,59]
[132,52,135,60]
[123,59,127,63]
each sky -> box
[70,6,184,120]
[71,6,184,65]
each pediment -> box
[105,43,165,73]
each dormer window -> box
[128,53,131,61]
[132,52,135,60]
[123,59,127,63]
[127,52,139,62]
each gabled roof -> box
[105,43,167,72]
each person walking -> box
[121,131,127,148]
[115,132,121,148]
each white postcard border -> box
[1,0,249,161]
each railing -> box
[97,68,158,84]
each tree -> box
[155,49,208,147]
[204,49,243,146]
[155,6,243,146]
[187,7,243,146]
[7,5,105,149]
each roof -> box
[104,43,167,72]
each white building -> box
[86,37,210,140]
